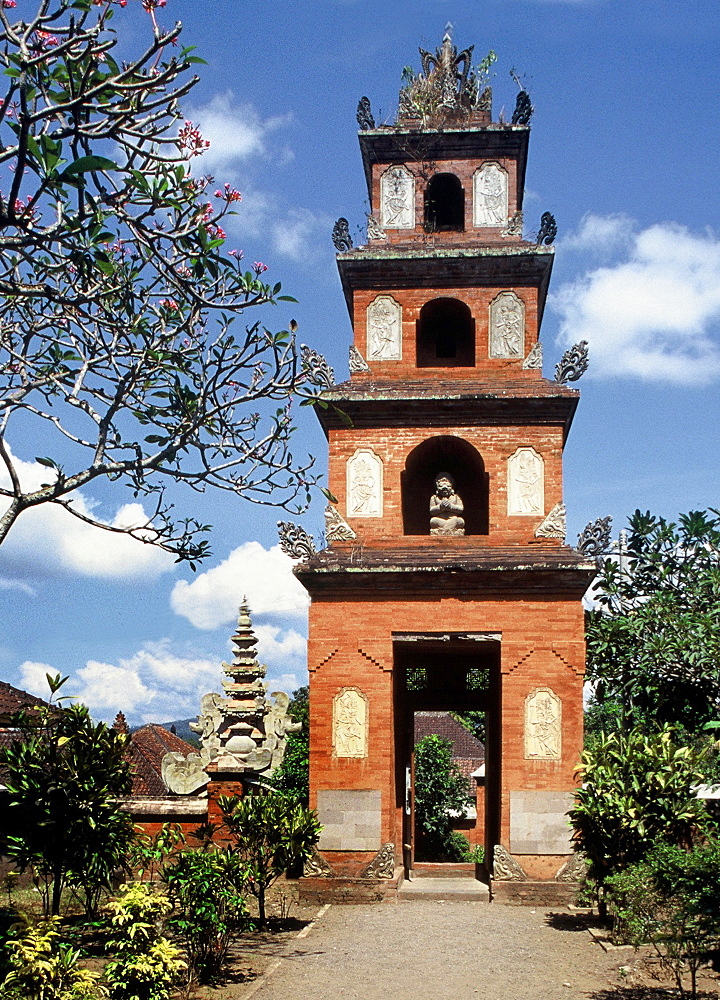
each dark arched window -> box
[401,436,489,536]
[424,173,464,232]
[416,298,475,368]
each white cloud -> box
[19,627,307,725]
[171,541,309,630]
[188,93,291,178]
[552,221,720,384]
[270,207,331,261]
[0,448,175,580]
[560,212,635,256]
[0,577,35,595]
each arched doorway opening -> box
[401,436,489,536]
[416,297,475,367]
[424,173,465,232]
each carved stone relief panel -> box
[367,295,402,361]
[380,166,415,230]
[524,687,562,760]
[489,291,525,359]
[333,687,368,758]
[473,162,508,227]
[507,447,544,516]
[346,449,383,518]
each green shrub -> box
[607,840,720,1000]
[162,848,251,983]
[569,726,713,905]
[103,882,185,1000]
[1,915,107,999]
[220,791,321,927]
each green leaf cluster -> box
[219,792,321,927]
[1,915,107,1000]
[270,686,309,804]
[414,735,472,862]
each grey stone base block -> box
[510,790,575,855]
[317,789,382,851]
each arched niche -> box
[424,173,465,232]
[401,436,489,536]
[416,297,475,368]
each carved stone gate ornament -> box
[346,449,383,518]
[492,845,527,881]
[380,166,415,229]
[473,162,508,227]
[507,447,544,516]
[489,291,525,358]
[524,687,562,760]
[367,295,402,360]
[333,687,369,758]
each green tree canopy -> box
[587,509,720,731]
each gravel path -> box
[240,901,626,1000]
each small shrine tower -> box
[295,33,595,895]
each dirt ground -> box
[192,885,720,1000]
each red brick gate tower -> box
[295,34,595,898]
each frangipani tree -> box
[0,0,330,564]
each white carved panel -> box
[473,162,508,227]
[367,295,402,361]
[524,688,562,760]
[507,447,544,516]
[333,687,369,758]
[346,448,383,518]
[489,291,525,358]
[380,166,415,230]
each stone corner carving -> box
[333,686,369,759]
[522,341,543,370]
[524,687,562,760]
[303,847,336,878]
[361,843,396,879]
[324,504,356,543]
[492,844,527,881]
[349,345,371,373]
[277,520,316,560]
[555,853,587,883]
[577,515,612,558]
[535,502,566,540]
[502,210,524,238]
[555,340,589,384]
[366,214,387,241]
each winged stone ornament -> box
[555,340,589,384]
[511,90,534,125]
[301,344,334,389]
[577,516,612,558]
[356,96,375,130]
[277,520,316,560]
[332,218,353,252]
[536,211,558,246]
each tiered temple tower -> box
[296,33,595,898]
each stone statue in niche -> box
[333,687,368,758]
[473,162,508,227]
[347,449,383,517]
[367,296,402,361]
[525,687,561,760]
[380,166,415,229]
[490,292,525,358]
[430,472,465,535]
[507,448,544,516]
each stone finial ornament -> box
[492,844,527,881]
[161,602,301,793]
[511,90,534,125]
[332,217,353,252]
[523,341,543,370]
[301,344,335,389]
[112,711,129,735]
[429,472,465,535]
[277,520,317,560]
[577,516,612,558]
[535,502,566,540]
[361,843,396,879]
[325,504,357,542]
[536,211,557,246]
[356,95,375,130]
[366,214,387,241]
[348,345,371,373]
[555,340,589,384]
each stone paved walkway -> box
[239,899,627,1000]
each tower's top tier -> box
[358,30,530,250]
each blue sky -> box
[1,0,720,725]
